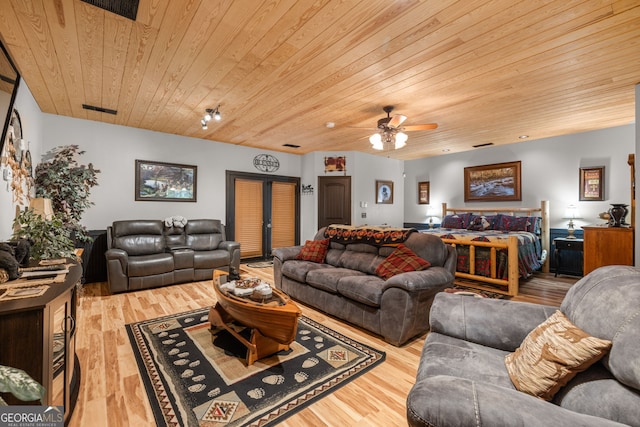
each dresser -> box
[0,262,82,425]
[582,225,634,275]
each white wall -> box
[1,79,636,250]
[40,114,303,232]
[404,124,635,230]
[0,82,45,240]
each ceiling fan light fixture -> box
[204,109,213,122]
[395,132,408,149]
[370,133,383,150]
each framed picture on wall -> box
[579,166,604,201]
[135,160,197,202]
[376,180,393,204]
[464,161,521,202]
[418,181,430,204]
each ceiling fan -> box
[367,106,438,150]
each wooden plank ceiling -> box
[0,0,638,160]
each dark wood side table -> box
[0,262,82,426]
[553,237,584,277]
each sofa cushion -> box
[375,244,431,280]
[420,332,515,388]
[505,310,612,401]
[296,238,330,263]
[337,245,383,275]
[127,253,174,277]
[282,260,334,283]
[554,362,640,425]
[193,249,230,269]
[306,268,365,294]
[336,275,385,307]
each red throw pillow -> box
[375,244,431,280]
[296,238,330,263]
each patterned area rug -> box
[126,309,385,426]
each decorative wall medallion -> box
[253,154,280,172]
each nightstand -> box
[553,237,584,277]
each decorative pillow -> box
[295,238,330,263]
[467,215,493,231]
[495,215,530,232]
[375,244,431,280]
[442,213,474,229]
[505,310,612,401]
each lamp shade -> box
[29,197,54,220]
[395,132,408,149]
[369,133,383,150]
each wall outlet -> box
[361,212,366,218]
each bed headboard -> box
[441,200,550,273]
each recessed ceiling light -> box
[518,135,529,139]
[442,148,450,152]
[325,122,335,128]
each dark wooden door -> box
[318,176,351,228]
[226,171,300,260]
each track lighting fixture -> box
[201,104,222,129]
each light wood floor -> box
[68,267,577,427]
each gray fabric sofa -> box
[272,227,456,346]
[407,265,640,426]
[105,219,240,293]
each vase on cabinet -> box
[608,204,629,227]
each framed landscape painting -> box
[135,160,197,202]
[579,166,604,201]
[464,161,521,202]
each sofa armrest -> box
[443,244,457,275]
[429,292,558,351]
[105,248,129,293]
[272,246,302,262]
[407,376,623,427]
[105,248,128,270]
[218,240,241,278]
[383,267,455,293]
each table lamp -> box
[563,205,582,239]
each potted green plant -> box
[34,145,100,243]
[12,208,76,260]
[0,365,45,405]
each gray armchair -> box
[407,265,640,426]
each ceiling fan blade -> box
[388,114,407,128]
[404,123,438,131]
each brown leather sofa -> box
[105,219,240,293]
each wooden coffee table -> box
[208,270,301,365]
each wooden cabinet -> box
[0,263,82,425]
[583,225,634,275]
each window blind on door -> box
[271,181,296,250]
[235,179,263,258]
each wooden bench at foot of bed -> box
[439,200,550,296]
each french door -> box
[226,171,299,260]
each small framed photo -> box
[418,181,430,204]
[135,160,197,202]
[579,166,604,201]
[376,180,393,204]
